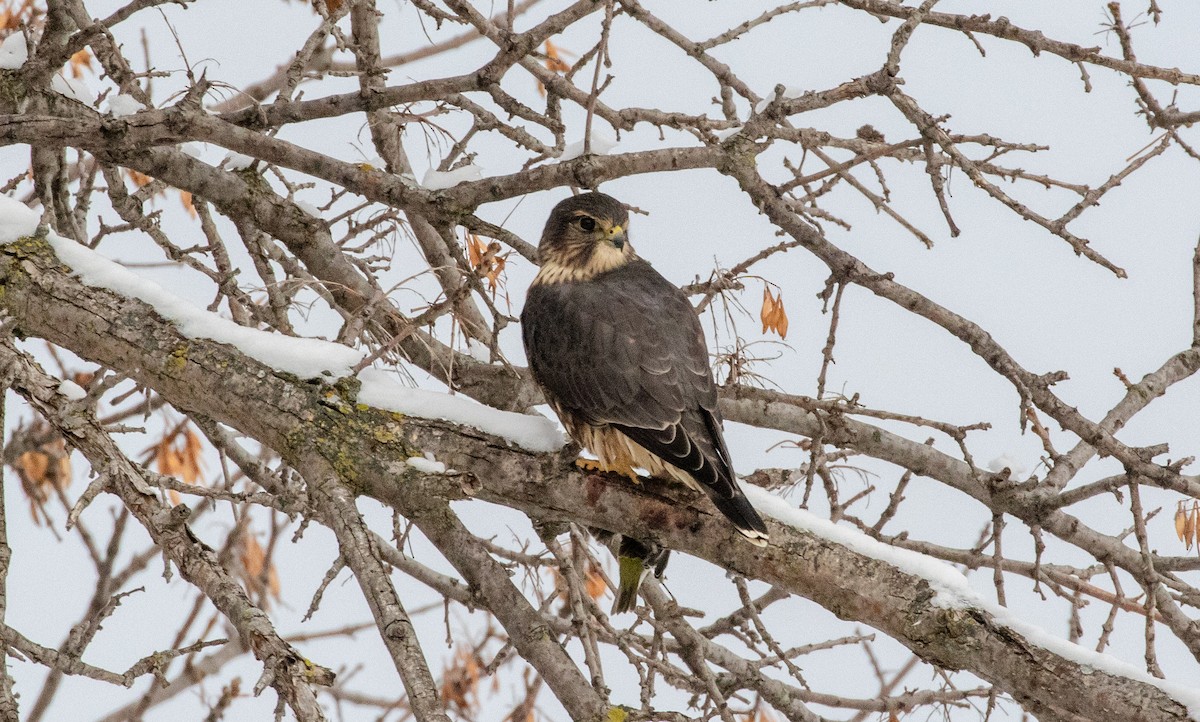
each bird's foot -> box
[575,458,642,486]
[575,458,605,474]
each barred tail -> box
[712,490,769,547]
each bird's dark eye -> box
[577,216,596,232]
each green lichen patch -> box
[289,390,420,494]
[164,343,189,376]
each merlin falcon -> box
[521,192,770,610]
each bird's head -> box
[535,192,633,283]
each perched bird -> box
[593,531,670,615]
[521,192,770,612]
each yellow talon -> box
[617,462,641,486]
[575,458,605,474]
[575,458,642,485]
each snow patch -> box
[105,93,143,117]
[754,86,808,113]
[0,33,28,70]
[357,368,565,453]
[51,73,92,104]
[296,201,321,218]
[987,453,1026,480]
[0,195,365,380]
[57,380,87,400]
[223,152,255,171]
[0,195,37,241]
[745,485,1200,719]
[421,165,482,190]
[179,142,206,159]
[560,132,617,161]
[406,455,447,474]
[466,338,491,363]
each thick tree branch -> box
[0,232,1192,722]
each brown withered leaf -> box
[1177,501,1188,543]
[761,287,775,333]
[240,533,282,602]
[126,169,153,188]
[11,423,72,526]
[145,425,206,505]
[180,190,197,219]
[583,559,607,602]
[440,646,482,714]
[154,440,184,505]
[0,0,43,33]
[1193,502,1200,554]
[154,439,177,475]
[467,232,485,269]
[1185,502,1196,551]
[180,429,204,484]
[537,39,575,96]
[466,232,510,299]
[760,287,788,339]
[543,39,572,73]
[68,48,91,79]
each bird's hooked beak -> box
[606,224,626,249]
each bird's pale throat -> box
[534,242,633,284]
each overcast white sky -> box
[4,1,1200,720]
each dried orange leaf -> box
[760,287,788,338]
[178,429,204,484]
[310,0,344,13]
[13,429,72,526]
[1185,503,1196,551]
[760,287,774,334]
[441,646,482,714]
[180,190,197,219]
[1193,502,1200,553]
[584,560,607,601]
[466,234,509,297]
[241,533,281,601]
[16,451,49,489]
[773,295,789,339]
[543,39,572,73]
[1177,503,1189,543]
[537,39,574,95]
[127,169,152,188]
[68,48,91,79]
[155,440,180,477]
[466,232,485,270]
